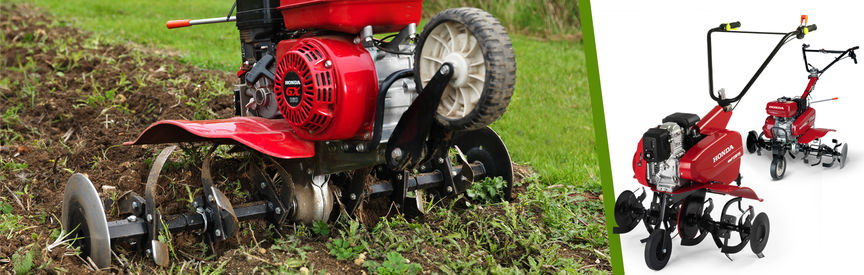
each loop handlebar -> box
[707,20,816,108]
[802,45,859,74]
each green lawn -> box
[16,0,596,189]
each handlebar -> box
[802,45,860,73]
[707,18,817,108]
[166,16,236,29]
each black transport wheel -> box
[645,229,672,270]
[750,212,770,256]
[415,7,516,130]
[770,156,786,180]
[746,130,758,154]
[613,190,641,234]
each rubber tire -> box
[414,7,516,131]
[770,156,786,180]
[746,130,758,154]
[645,229,672,271]
[750,212,770,255]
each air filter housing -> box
[274,36,378,140]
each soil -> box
[0,3,609,274]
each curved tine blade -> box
[151,240,170,267]
[146,146,177,195]
[144,145,176,267]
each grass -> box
[423,0,581,38]
[18,0,597,189]
[0,2,607,273]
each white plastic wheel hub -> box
[419,21,487,119]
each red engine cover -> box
[679,131,743,185]
[274,36,378,141]
[792,107,815,136]
[762,116,776,138]
[766,100,797,117]
[278,0,422,33]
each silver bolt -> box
[127,215,138,222]
[260,182,267,189]
[356,144,366,152]
[146,214,153,222]
[324,60,332,68]
[420,165,426,170]
[451,171,458,176]
[439,65,450,75]
[353,37,361,44]
[446,186,454,193]
[437,158,444,164]
[341,144,350,151]
[193,201,198,208]
[391,148,403,160]
[132,201,139,209]
[350,193,357,200]
[146,249,151,256]
[208,194,215,202]
[397,174,403,180]
[215,229,222,237]
[274,207,282,215]
[306,168,313,175]
[267,202,274,210]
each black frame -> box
[706,22,816,108]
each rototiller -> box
[745,39,857,179]
[60,0,516,268]
[613,19,818,270]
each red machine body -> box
[278,0,422,33]
[760,76,831,143]
[632,106,759,201]
[765,101,797,117]
[274,35,378,141]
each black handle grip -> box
[728,21,741,29]
[806,24,817,32]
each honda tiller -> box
[613,19,817,270]
[60,0,517,268]
[746,35,857,179]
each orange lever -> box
[800,15,808,25]
[166,19,192,29]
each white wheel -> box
[415,8,516,130]
[419,21,487,119]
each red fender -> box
[797,127,834,144]
[125,117,315,159]
[650,182,763,201]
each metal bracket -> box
[386,63,454,171]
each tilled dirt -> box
[0,4,609,274]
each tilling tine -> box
[613,17,821,270]
[59,1,518,268]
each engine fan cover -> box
[274,36,378,140]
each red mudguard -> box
[125,117,315,159]
[798,127,834,144]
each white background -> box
[592,0,864,274]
